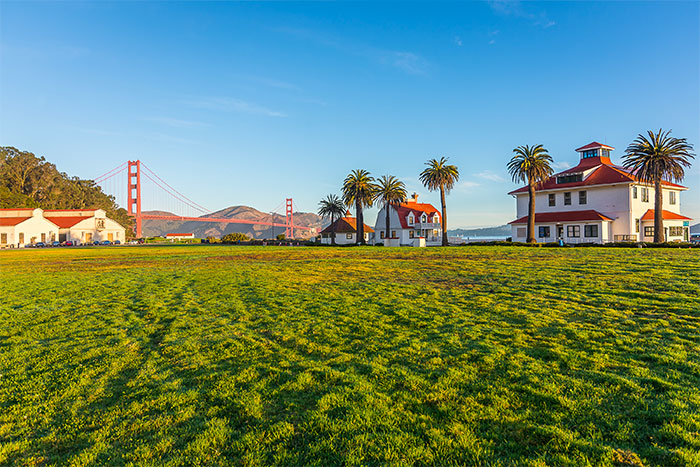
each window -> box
[584,225,598,237]
[391,231,396,238]
[579,191,587,205]
[346,233,353,239]
[548,194,556,206]
[538,226,550,238]
[408,216,414,225]
[669,226,684,236]
[517,227,526,237]
[635,219,640,233]
[644,226,654,237]
[433,215,439,223]
[632,186,638,199]
[641,187,649,202]
[41,233,46,242]
[601,149,610,158]
[567,225,580,237]
[380,231,385,239]
[564,192,572,205]
[557,174,583,184]
[19,233,24,244]
[0,233,6,244]
[582,149,598,159]
[421,214,427,223]
[669,191,677,205]
[409,230,415,239]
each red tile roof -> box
[509,210,614,225]
[394,201,441,228]
[44,216,90,228]
[575,141,615,152]
[166,233,194,237]
[640,209,692,221]
[320,216,374,234]
[509,162,687,194]
[0,216,32,226]
[43,209,97,212]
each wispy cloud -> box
[185,97,286,117]
[458,181,481,191]
[477,170,505,182]
[273,26,429,75]
[553,161,572,170]
[256,77,300,91]
[488,0,556,28]
[151,132,199,145]
[142,117,209,128]
[454,36,463,47]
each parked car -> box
[691,234,700,244]
[101,240,111,245]
[35,242,46,248]
[113,240,121,245]
[93,240,100,245]
[51,241,61,247]
[63,241,74,247]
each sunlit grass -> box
[1,245,698,466]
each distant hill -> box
[691,223,700,234]
[448,225,511,237]
[142,206,323,239]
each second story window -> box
[421,214,427,223]
[579,191,587,205]
[669,191,677,205]
[641,187,649,202]
[408,215,414,225]
[556,173,583,184]
[564,192,572,205]
[632,186,638,199]
[548,194,556,206]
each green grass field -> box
[1,245,699,466]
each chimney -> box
[410,192,418,202]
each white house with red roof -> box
[319,211,374,245]
[508,142,692,243]
[0,208,60,247]
[165,233,195,241]
[373,194,442,246]
[43,209,126,244]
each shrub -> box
[222,233,251,243]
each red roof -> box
[640,209,692,221]
[509,163,687,194]
[394,201,441,228]
[44,216,90,228]
[575,141,614,152]
[0,216,32,226]
[166,233,194,237]
[320,216,374,234]
[43,209,97,212]
[0,208,34,211]
[509,210,614,225]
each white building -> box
[43,209,126,244]
[0,208,60,247]
[166,233,195,241]
[319,212,374,245]
[373,194,442,246]
[509,142,693,243]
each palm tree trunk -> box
[331,213,336,245]
[654,179,664,243]
[356,200,365,245]
[440,186,448,246]
[527,182,536,244]
[385,203,391,242]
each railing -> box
[614,235,637,242]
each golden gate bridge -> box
[94,160,310,238]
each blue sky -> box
[1,1,698,227]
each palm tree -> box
[419,157,459,246]
[342,169,376,245]
[374,175,408,241]
[317,194,346,245]
[623,129,695,243]
[507,145,553,244]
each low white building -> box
[166,233,195,241]
[508,141,693,243]
[319,212,374,245]
[43,209,126,244]
[0,208,60,247]
[373,194,442,246]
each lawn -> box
[0,245,698,466]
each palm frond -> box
[419,157,460,193]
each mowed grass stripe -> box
[0,246,698,466]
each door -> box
[0,233,7,245]
[19,233,24,244]
[86,233,92,242]
[556,225,564,239]
[108,233,114,241]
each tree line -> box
[319,157,460,246]
[0,146,133,234]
